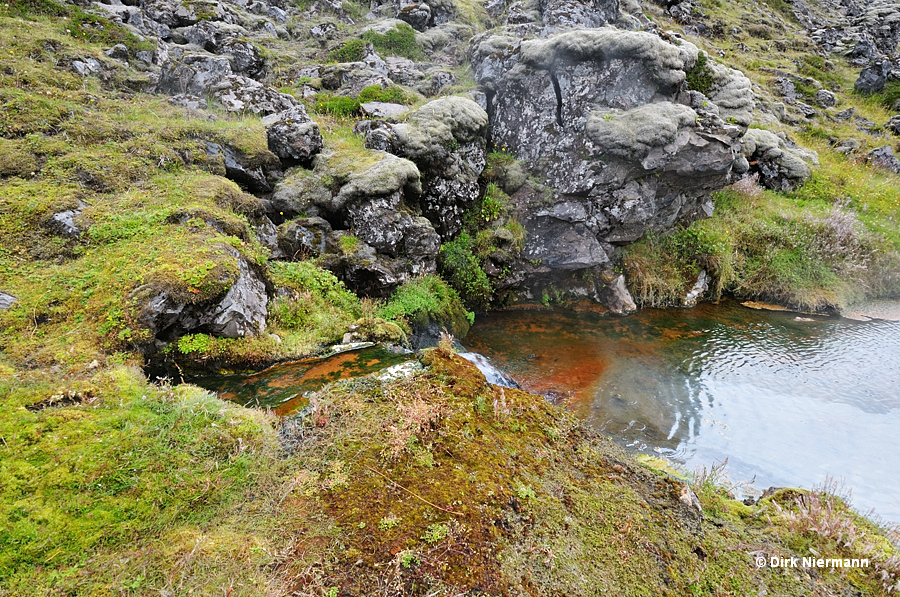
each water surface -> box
[464,299,900,523]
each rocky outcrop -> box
[271,148,442,296]
[855,60,893,93]
[867,145,900,173]
[132,250,268,346]
[471,27,753,308]
[361,97,490,239]
[263,105,324,165]
[740,129,818,191]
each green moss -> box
[357,84,416,105]
[439,233,493,311]
[361,23,423,60]
[0,366,286,595]
[376,274,473,337]
[685,51,714,95]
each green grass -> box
[328,22,424,63]
[0,365,290,596]
[624,160,900,310]
[376,274,473,337]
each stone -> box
[833,138,861,155]
[885,115,900,136]
[741,129,815,191]
[47,204,84,238]
[71,58,102,76]
[310,22,338,40]
[277,216,338,259]
[167,94,208,110]
[204,141,271,192]
[814,89,836,107]
[220,39,266,78]
[133,251,268,344]
[263,105,324,164]
[683,269,708,306]
[866,145,900,174]
[0,292,16,310]
[855,60,892,94]
[599,273,637,315]
[215,76,298,114]
[104,44,129,62]
[469,27,755,311]
[362,97,489,239]
[360,101,410,117]
[398,2,432,30]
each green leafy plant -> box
[685,52,714,95]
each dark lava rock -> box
[855,60,892,94]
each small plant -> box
[421,522,449,544]
[397,550,420,569]
[379,513,402,530]
[338,234,360,254]
[514,482,536,500]
[685,52,714,95]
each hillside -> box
[1,0,900,592]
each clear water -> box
[463,299,900,523]
[190,345,415,416]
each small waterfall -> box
[458,352,520,389]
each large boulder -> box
[471,27,753,308]
[271,150,441,295]
[855,60,892,94]
[132,250,268,346]
[362,97,490,239]
[263,105,324,165]
[740,129,817,191]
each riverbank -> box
[3,347,899,595]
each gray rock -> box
[133,251,267,344]
[263,105,324,164]
[207,256,268,338]
[362,97,489,239]
[360,101,410,117]
[885,115,900,136]
[683,269,708,307]
[277,216,337,259]
[814,89,837,107]
[855,60,892,94]
[833,138,861,155]
[104,44,129,62]
[600,273,636,315]
[167,93,208,110]
[310,22,338,40]
[867,145,900,173]
[524,217,609,270]
[741,129,815,191]
[0,292,17,310]
[205,141,271,192]
[215,76,298,114]
[398,2,432,30]
[47,203,84,238]
[71,58,102,76]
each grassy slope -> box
[623,0,900,310]
[0,0,898,595]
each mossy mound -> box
[275,350,899,596]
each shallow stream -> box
[193,299,900,523]
[464,299,900,523]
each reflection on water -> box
[464,299,900,523]
[191,345,415,416]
